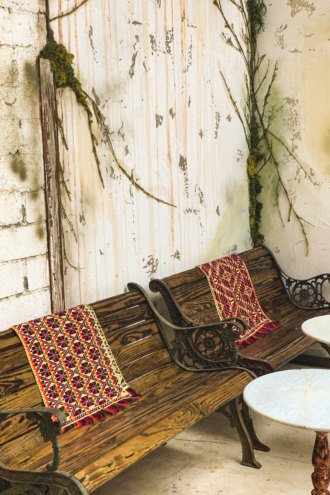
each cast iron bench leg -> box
[239,395,270,452]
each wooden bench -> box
[149,245,330,376]
[0,285,260,495]
[149,245,330,451]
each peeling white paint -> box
[52,0,251,307]
[258,0,330,279]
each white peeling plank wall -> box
[51,0,251,307]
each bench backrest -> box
[0,289,171,464]
[150,246,292,326]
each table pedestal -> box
[312,432,330,495]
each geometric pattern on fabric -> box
[12,304,140,432]
[198,254,280,346]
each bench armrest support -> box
[0,408,66,472]
[128,282,247,369]
[263,246,330,310]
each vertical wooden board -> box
[39,58,65,314]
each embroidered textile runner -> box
[198,254,280,345]
[12,305,140,432]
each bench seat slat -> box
[10,367,248,475]
[75,370,251,493]
[240,307,330,362]
[0,360,184,453]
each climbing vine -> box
[214,0,314,252]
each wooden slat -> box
[243,254,275,276]
[181,293,218,325]
[121,348,172,383]
[252,277,283,301]
[105,319,159,349]
[0,347,29,376]
[76,370,252,492]
[0,362,182,454]
[91,290,146,319]
[0,366,36,398]
[269,334,315,368]
[11,368,244,474]
[258,288,288,312]
[114,333,165,369]
[250,267,278,287]
[97,303,152,334]
[241,308,330,361]
[162,268,205,290]
[239,246,269,263]
[171,278,210,305]
[0,329,21,353]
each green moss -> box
[39,28,104,187]
[39,29,89,113]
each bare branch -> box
[267,129,315,184]
[84,92,177,208]
[50,0,88,22]
[218,69,249,147]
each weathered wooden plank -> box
[0,317,161,384]
[91,290,146,318]
[0,366,35,398]
[0,329,21,353]
[252,277,283,301]
[269,334,315,368]
[0,347,29,376]
[241,308,330,361]
[114,333,165,369]
[12,368,242,473]
[258,289,288,312]
[104,319,159,349]
[181,294,218,325]
[243,254,275,276]
[250,267,278,287]
[161,268,205,290]
[171,278,210,305]
[240,246,269,263]
[97,303,153,334]
[121,348,173,383]
[39,58,64,314]
[76,370,252,492]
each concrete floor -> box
[95,365,319,495]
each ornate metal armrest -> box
[263,246,330,310]
[0,408,66,472]
[127,282,246,368]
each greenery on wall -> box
[214,0,314,252]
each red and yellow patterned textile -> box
[198,254,280,346]
[12,305,140,432]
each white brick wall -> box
[0,0,51,331]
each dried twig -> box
[50,0,89,22]
[84,92,177,208]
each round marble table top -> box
[243,369,330,431]
[301,314,330,345]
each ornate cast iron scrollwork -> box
[262,245,330,310]
[280,273,330,310]
[0,408,88,495]
[128,282,247,370]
